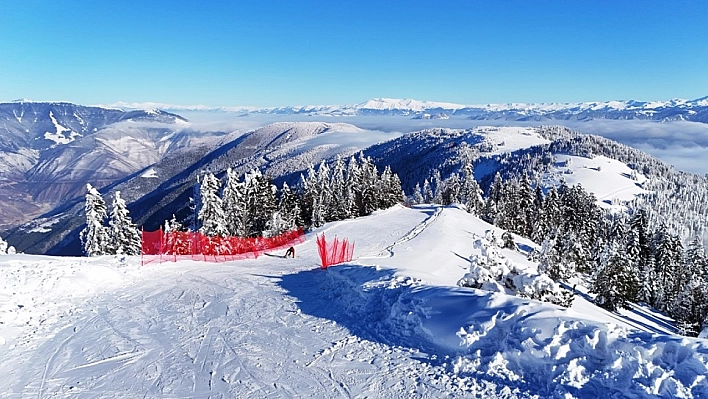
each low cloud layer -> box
[176,111,708,175]
[563,120,708,175]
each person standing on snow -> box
[285,246,295,258]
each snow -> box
[541,154,649,210]
[479,126,551,154]
[140,167,158,178]
[26,217,61,234]
[358,98,467,112]
[43,111,81,145]
[2,205,708,397]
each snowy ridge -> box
[2,205,707,397]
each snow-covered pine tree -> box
[108,191,141,255]
[279,181,302,230]
[431,169,444,205]
[344,155,360,217]
[673,279,708,336]
[422,179,434,204]
[460,157,484,215]
[80,183,110,256]
[311,194,325,228]
[440,174,461,205]
[265,211,290,237]
[243,169,278,236]
[163,214,190,255]
[651,226,684,311]
[378,166,404,209]
[314,160,334,222]
[388,171,405,207]
[511,174,535,238]
[531,186,555,243]
[164,214,184,233]
[330,155,350,220]
[298,164,318,226]
[592,239,637,312]
[0,236,16,255]
[357,153,379,216]
[536,236,563,280]
[198,172,228,237]
[222,168,247,237]
[412,182,424,205]
[629,209,652,272]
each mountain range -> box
[2,98,708,256]
[115,96,708,123]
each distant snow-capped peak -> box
[355,98,468,112]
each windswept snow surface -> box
[1,206,708,398]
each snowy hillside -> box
[4,121,395,256]
[2,205,706,398]
[0,102,194,230]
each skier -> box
[285,246,295,258]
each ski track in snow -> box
[2,205,708,398]
[362,206,443,259]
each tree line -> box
[410,162,708,336]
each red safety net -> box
[316,233,355,269]
[141,227,305,265]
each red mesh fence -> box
[316,233,355,269]
[141,228,305,265]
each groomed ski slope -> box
[1,205,707,398]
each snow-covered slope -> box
[1,205,706,398]
[0,102,193,229]
[4,121,394,255]
[540,154,649,210]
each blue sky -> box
[1,1,706,107]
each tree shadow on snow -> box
[279,264,707,398]
[278,264,524,367]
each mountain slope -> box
[4,122,389,255]
[1,206,705,398]
[0,102,194,229]
[9,123,706,256]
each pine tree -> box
[0,236,16,255]
[163,214,190,255]
[482,173,503,225]
[412,182,424,205]
[651,226,684,310]
[80,183,110,256]
[438,174,461,205]
[331,155,349,220]
[357,153,379,215]
[279,181,302,230]
[422,179,434,204]
[592,240,637,312]
[243,169,278,236]
[536,236,562,280]
[431,169,444,205]
[315,160,334,221]
[673,279,708,336]
[198,172,228,237]
[108,191,141,255]
[222,168,247,237]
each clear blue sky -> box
[1,1,706,107]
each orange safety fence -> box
[141,227,305,265]
[316,233,354,269]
